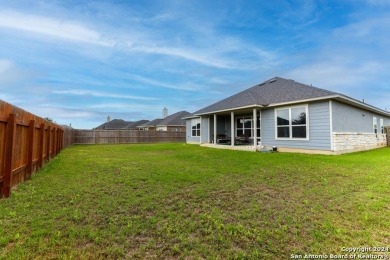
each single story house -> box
[123,120,150,130]
[156,111,191,132]
[137,118,164,131]
[185,77,390,154]
[95,119,149,130]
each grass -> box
[1,143,389,259]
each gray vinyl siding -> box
[332,101,390,133]
[262,101,331,150]
[201,116,209,143]
[186,119,200,143]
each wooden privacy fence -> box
[74,130,186,144]
[0,100,64,198]
[63,127,76,148]
[386,126,390,147]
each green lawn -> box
[1,144,389,259]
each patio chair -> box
[234,134,249,145]
[216,134,230,144]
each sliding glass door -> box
[235,115,261,141]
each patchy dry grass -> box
[1,144,389,259]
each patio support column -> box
[199,116,202,144]
[231,111,234,146]
[213,114,217,145]
[208,116,210,143]
[253,108,257,149]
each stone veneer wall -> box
[333,132,387,153]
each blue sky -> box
[0,0,389,129]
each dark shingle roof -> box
[95,119,130,130]
[96,119,149,129]
[157,111,191,126]
[138,118,163,127]
[123,120,149,129]
[194,77,337,114]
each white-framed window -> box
[373,117,378,134]
[275,105,308,139]
[380,118,384,134]
[191,118,201,137]
[235,115,260,137]
[236,116,252,136]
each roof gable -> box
[139,118,163,127]
[158,111,191,126]
[123,120,149,129]
[95,119,130,130]
[195,77,337,114]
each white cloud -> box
[52,89,159,101]
[0,93,22,104]
[0,10,114,46]
[0,59,13,73]
[126,73,199,91]
[0,59,39,88]
[286,61,384,90]
[0,9,277,71]
[366,0,390,6]
[88,102,164,111]
[131,45,233,69]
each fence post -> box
[96,130,99,144]
[54,128,57,154]
[60,129,63,150]
[46,126,51,161]
[26,120,36,179]
[2,113,17,198]
[57,129,60,154]
[38,123,45,169]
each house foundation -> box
[332,132,386,154]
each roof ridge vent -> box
[269,78,277,83]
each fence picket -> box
[2,113,16,198]
[0,99,64,198]
[73,130,186,144]
[26,120,35,179]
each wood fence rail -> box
[0,100,64,198]
[74,130,185,144]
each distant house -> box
[156,111,191,132]
[137,118,164,131]
[123,120,149,130]
[95,119,149,130]
[185,77,390,154]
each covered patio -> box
[202,108,261,150]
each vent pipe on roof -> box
[107,116,111,122]
[162,107,168,119]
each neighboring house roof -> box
[181,113,198,120]
[137,118,163,128]
[96,119,149,130]
[157,111,192,126]
[194,77,390,117]
[123,120,149,129]
[95,119,130,130]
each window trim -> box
[379,118,384,134]
[234,114,261,139]
[191,118,201,137]
[274,104,309,141]
[373,117,378,134]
